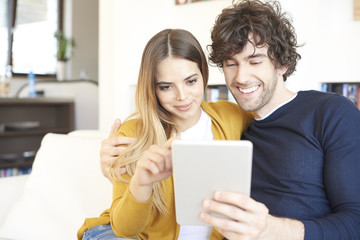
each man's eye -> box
[225,63,236,67]
[251,61,261,65]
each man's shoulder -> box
[298,90,360,119]
[300,89,344,98]
[299,90,352,106]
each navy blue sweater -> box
[242,91,360,239]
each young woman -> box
[78,29,251,240]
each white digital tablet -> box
[171,140,253,226]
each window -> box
[0,0,62,75]
[0,0,9,70]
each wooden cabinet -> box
[0,98,74,172]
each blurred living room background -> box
[0,1,359,238]
[0,0,98,177]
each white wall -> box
[98,0,360,130]
[70,0,99,80]
[98,0,233,130]
[280,0,360,91]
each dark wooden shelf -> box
[0,160,34,169]
[0,128,72,137]
[0,97,75,172]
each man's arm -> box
[100,119,134,180]
[300,97,360,239]
[200,192,304,240]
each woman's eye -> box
[159,85,171,91]
[187,79,197,85]
[251,61,261,65]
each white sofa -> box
[0,130,112,240]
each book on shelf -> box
[218,85,228,100]
[347,84,357,104]
[206,87,220,102]
[321,82,360,110]
[0,167,32,178]
[357,87,360,110]
[205,85,236,103]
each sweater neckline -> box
[255,92,299,121]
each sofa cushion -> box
[0,175,29,226]
[0,132,112,240]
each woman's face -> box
[155,56,204,132]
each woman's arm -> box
[109,136,175,238]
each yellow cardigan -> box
[77,100,252,240]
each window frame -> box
[6,0,64,78]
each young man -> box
[198,0,360,239]
[101,0,360,239]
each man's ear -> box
[278,64,288,77]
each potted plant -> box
[54,30,75,81]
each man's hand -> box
[100,119,135,179]
[200,192,304,240]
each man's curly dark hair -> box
[208,0,301,81]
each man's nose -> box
[235,66,249,84]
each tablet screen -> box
[171,140,253,226]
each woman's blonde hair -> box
[109,29,209,214]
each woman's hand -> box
[129,138,176,201]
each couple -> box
[79,0,360,239]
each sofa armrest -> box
[0,175,29,226]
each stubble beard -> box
[230,76,278,113]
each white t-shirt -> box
[175,109,213,240]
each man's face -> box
[223,41,287,118]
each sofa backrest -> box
[0,131,111,240]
